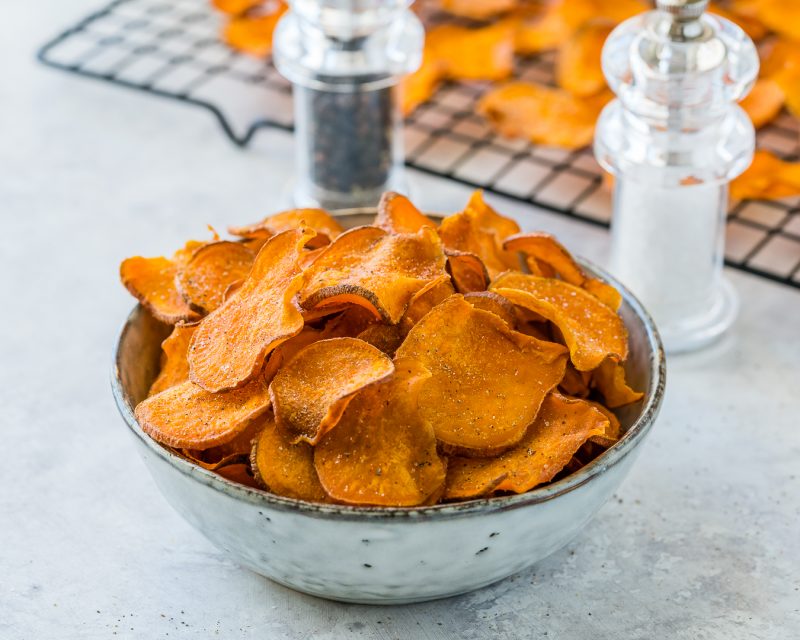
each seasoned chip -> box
[503,232,621,309]
[401,49,445,115]
[427,21,516,82]
[176,241,255,314]
[216,463,260,489]
[558,362,591,398]
[375,192,434,234]
[135,377,271,450]
[439,206,518,278]
[356,324,405,356]
[463,291,517,327]
[740,79,785,129]
[321,305,380,338]
[730,150,800,200]
[591,357,643,408]
[120,254,201,325]
[477,82,609,149]
[228,208,342,249]
[149,323,198,397]
[251,417,329,502]
[514,0,593,54]
[492,272,628,371]
[299,225,448,324]
[399,275,455,333]
[556,21,613,98]
[465,190,521,242]
[443,393,608,498]
[585,399,622,449]
[222,3,287,57]
[396,295,568,455]
[446,250,490,293]
[189,228,314,392]
[270,337,395,445]
[315,359,446,507]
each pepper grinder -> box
[595,0,759,353]
[273,0,423,210]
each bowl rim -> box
[111,225,666,522]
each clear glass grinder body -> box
[273,0,423,210]
[594,0,759,353]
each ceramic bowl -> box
[111,213,666,604]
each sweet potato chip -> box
[149,323,198,397]
[375,192,434,234]
[708,2,767,41]
[176,241,255,314]
[556,21,613,98]
[356,324,405,356]
[314,359,446,507]
[320,305,379,338]
[514,0,592,54]
[463,291,517,327]
[401,49,445,115]
[439,0,516,20]
[465,190,521,242]
[211,0,263,15]
[135,377,271,450]
[189,228,314,392]
[427,21,516,82]
[585,399,622,448]
[756,0,800,42]
[503,232,621,309]
[558,362,591,398]
[399,275,455,333]
[229,207,342,249]
[443,392,608,498]
[492,272,628,371]
[591,357,643,408]
[396,295,568,455]
[731,150,800,201]
[446,250,490,293]
[251,417,329,502]
[120,254,201,325]
[270,337,395,445]
[222,3,287,57]
[477,82,608,149]
[439,207,518,278]
[217,463,260,488]
[299,225,448,324]
[740,78,785,129]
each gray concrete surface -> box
[1,2,798,638]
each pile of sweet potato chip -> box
[121,191,644,506]
[212,0,800,202]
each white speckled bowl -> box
[111,214,665,604]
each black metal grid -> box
[38,0,800,289]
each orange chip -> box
[320,305,380,338]
[314,359,446,507]
[134,377,271,450]
[446,250,490,293]
[503,232,622,309]
[189,228,314,392]
[375,192,434,234]
[356,324,405,356]
[228,207,342,249]
[176,241,255,314]
[396,295,568,455]
[399,275,455,333]
[149,323,198,397]
[401,49,445,115]
[463,291,517,327]
[120,253,201,325]
[492,272,628,371]
[591,357,643,408]
[708,3,767,41]
[558,362,592,398]
[514,0,593,54]
[427,20,516,82]
[756,0,800,42]
[731,150,800,201]
[477,82,609,149]
[251,417,329,502]
[298,225,448,324]
[465,190,521,242]
[443,392,608,498]
[439,0,516,20]
[216,463,260,489]
[266,327,325,373]
[584,399,622,448]
[211,0,263,15]
[222,2,287,57]
[740,78,785,129]
[556,21,613,98]
[269,337,395,445]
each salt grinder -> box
[595,0,759,353]
[273,1,423,210]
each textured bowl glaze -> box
[111,214,666,604]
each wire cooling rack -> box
[38,0,800,289]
